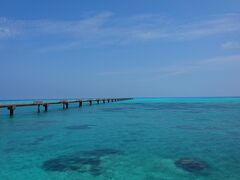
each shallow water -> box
[0,97,240,179]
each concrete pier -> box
[0,98,133,117]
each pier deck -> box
[0,98,133,117]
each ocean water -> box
[0,97,240,180]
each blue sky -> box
[0,0,240,99]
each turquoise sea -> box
[0,97,240,180]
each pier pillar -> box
[33,101,43,113]
[111,99,114,102]
[103,100,105,103]
[62,101,69,109]
[79,101,83,107]
[89,100,92,106]
[107,100,110,103]
[8,106,15,116]
[97,100,99,104]
[43,104,48,112]
[37,105,40,113]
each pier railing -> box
[0,98,133,117]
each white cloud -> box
[0,12,113,39]
[175,15,240,40]
[0,13,240,47]
[98,54,240,77]
[222,41,240,49]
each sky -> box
[0,0,240,99]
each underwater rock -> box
[42,155,101,174]
[175,157,208,172]
[42,148,122,176]
[65,124,95,130]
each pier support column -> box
[79,101,83,107]
[62,101,69,109]
[89,100,92,106]
[111,99,114,102]
[97,100,99,104]
[103,100,105,104]
[37,105,40,113]
[107,100,110,103]
[43,104,48,112]
[8,106,15,117]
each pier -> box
[0,98,133,117]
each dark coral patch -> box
[65,124,95,130]
[42,156,100,174]
[175,157,208,173]
[42,148,122,176]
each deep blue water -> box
[0,98,240,179]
